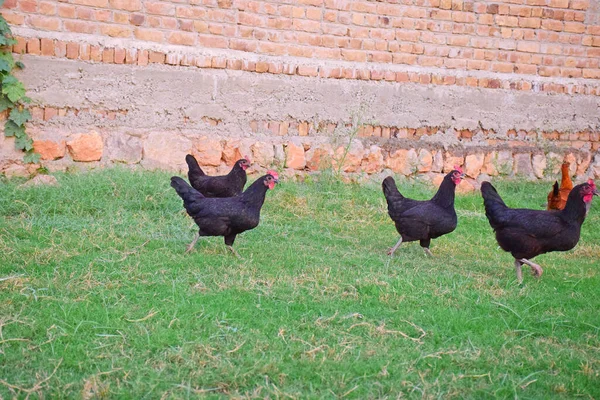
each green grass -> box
[0,169,599,399]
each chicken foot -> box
[227,245,240,258]
[387,237,403,256]
[519,258,543,278]
[186,233,200,253]
[423,248,434,257]
[514,258,543,283]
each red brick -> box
[64,20,96,34]
[72,0,108,6]
[583,69,600,79]
[167,32,196,45]
[76,6,93,19]
[297,65,319,76]
[548,0,569,8]
[113,11,129,23]
[255,61,269,73]
[39,1,57,15]
[135,28,165,43]
[130,13,145,25]
[541,20,564,31]
[19,0,36,12]
[109,0,141,11]
[198,35,229,48]
[492,62,515,73]
[66,42,79,59]
[571,0,589,9]
[145,1,174,15]
[211,57,227,69]
[27,38,41,55]
[517,41,540,53]
[137,49,149,66]
[80,44,90,61]
[564,22,585,33]
[341,49,366,62]
[148,51,166,64]
[101,25,132,38]
[90,45,102,61]
[43,107,58,121]
[29,15,61,31]
[12,36,27,54]
[519,18,541,28]
[57,4,76,18]
[395,72,409,82]
[114,48,126,64]
[102,48,115,63]
[94,9,111,21]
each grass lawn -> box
[0,168,599,398]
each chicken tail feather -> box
[171,176,204,201]
[481,181,508,229]
[382,176,403,200]
[185,154,205,177]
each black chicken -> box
[382,168,465,256]
[481,180,598,283]
[171,170,279,256]
[185,154,251,198]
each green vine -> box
[0,0,39,164]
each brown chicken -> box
[547,162,573,210]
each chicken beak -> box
[460,173,466,179]
[274,178,280,184]
[594,188,599,197]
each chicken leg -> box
[519,258,543,278]
[514,260,523,284]
[420,239,433,257]
[387,237,403,256]
[186,233,200,253]
[227,245,240,258]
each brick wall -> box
[1,0,600,182]
[4,0,600,92]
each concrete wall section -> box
[2,55,599,184]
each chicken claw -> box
[185,233,200,253]
[387,237,403,256]
[227,245,240,258]
[519,258,543,278]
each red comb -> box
[588,179,596,189]
[244,154,252,163]
[454,165,463,173]
[267,170,279,179]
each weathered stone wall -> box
[1,0,600,183]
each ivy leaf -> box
[0,16,10,32]
[0,52,14,69]
[4,120,22,137]
[0,58,11,72]
[0,95,13,112]
[0,35,17,46]
[2,75,18,85]
[1,77,25,102]
[9,107,31,126]
[23,151,41,164]
[15,134,33,151]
